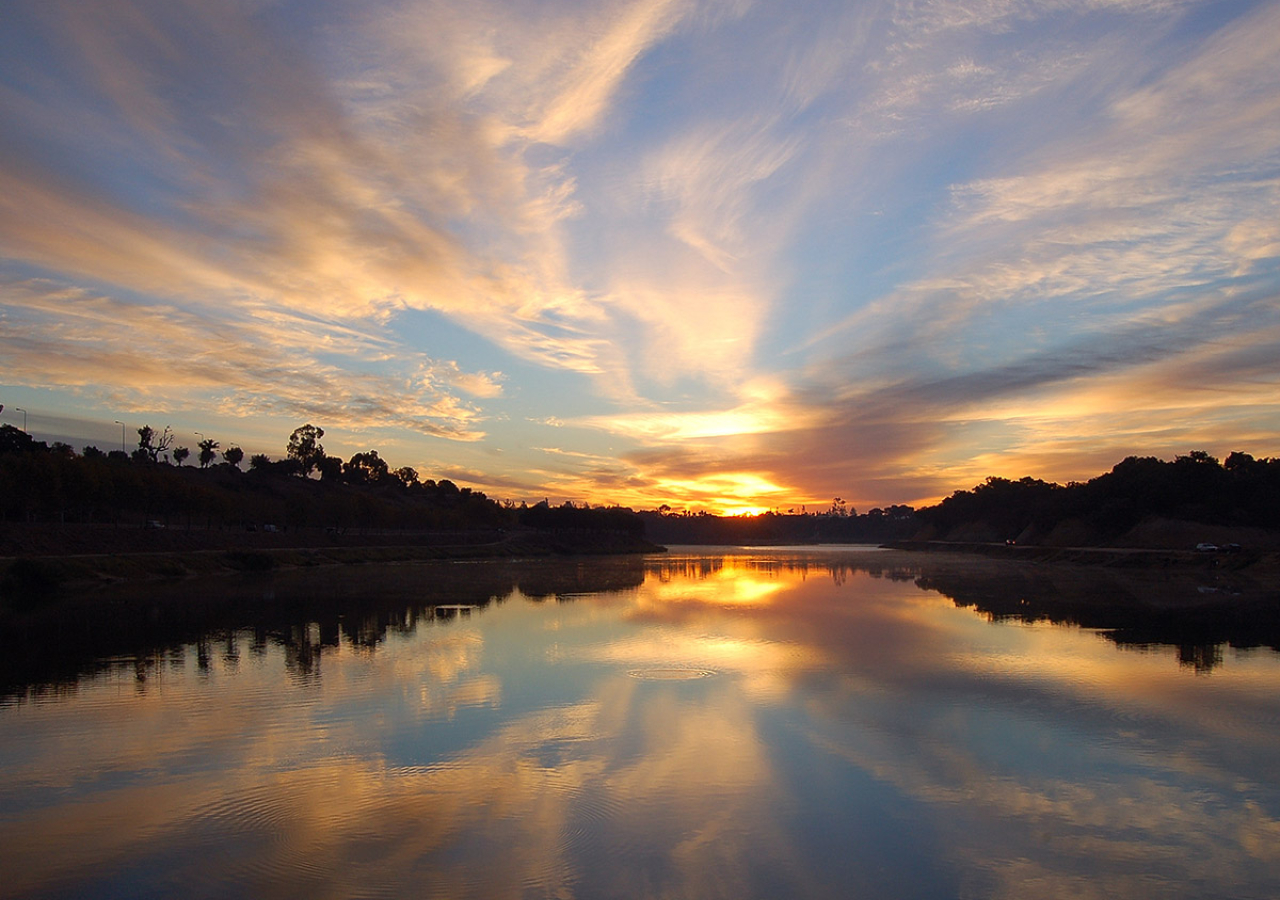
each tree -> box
[316,455,343,482]
[249,453,272,472]
[136,425,174,463]
[0,424,36,455]
[197,438,220,468]
[394,466,420,488]
[286,424,325,477]
[222,445,244,469]
[343,450,389,485]
[173,446,190,466]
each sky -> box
[2,0,1279,515]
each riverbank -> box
[0,524,665,601]
[882,539,1280,578]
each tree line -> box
[915,450,1280,543]
[640,450,1280,546]
[5,420,1278,545]
[0,423,643,536]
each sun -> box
[718,504,773,517]
[648,472,791,517]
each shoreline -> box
[880,539,1280,576]
[6,529,1280,605]
[0,528,666,598]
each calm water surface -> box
[3,548,1280,899]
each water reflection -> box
[0,557,647,699]
[2,551,1279,899]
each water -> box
[2,548,1280,899]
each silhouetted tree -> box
[222,445,244,469]
[136,425,174,463]
[316,455,343,482]
[173,446,190,466]
[344,450,389,485]
[0,424,37,455]
[286,424,326,477]
[394,466,420,487]
[197,438,220,468]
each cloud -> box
[3,0,1280,507]
[0,279,495,440]
[0,0,684,391]
[525,0,694,144]
[637,118,801,271]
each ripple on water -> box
[626,667,718,681]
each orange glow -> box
[642,564,789,606]
[649,471,790,516]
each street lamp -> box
[115,420,126,452]
[15,408,26,433]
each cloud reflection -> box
[3,555,1280,898]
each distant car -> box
[1195,542,1218,552]
[144,520,165,529]
[1222,543,1243,553]
[262,524,279,533]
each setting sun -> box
[648,472,793,517]
[3,0,1279,511]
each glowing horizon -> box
[3,0,1279,514]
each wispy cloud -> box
[2,0,1278,506]
[0,279,494,439]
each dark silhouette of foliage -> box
[640,505,918,545]
[6,428,1279,549]
[173,446,190,466]
[914,450,1280,543]
[286,424,326,477]
[316,455,343,482]
[0,424,39,455]
[343,451,389,485]
[135,425,174,464]
[519,500,645,536]
[197,438,219,469]
[0,426,512,534]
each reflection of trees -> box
[646,553,1280,674]
[917,566,1280,673]
[0,558,646,699]
[646,555,923,587]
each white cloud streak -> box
[2,0,1279,506]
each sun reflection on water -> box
[2,552,1280,899]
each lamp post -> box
[115,420,125,452]
[15,407,26,433]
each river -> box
[2,547,1279,898]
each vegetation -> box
[0,423,644,540]
[4,417,1279,552]
[916,451,1280,544]
[639,505,919,545]
[642,450,1280,548]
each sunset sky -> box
[3,0,1279,514]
